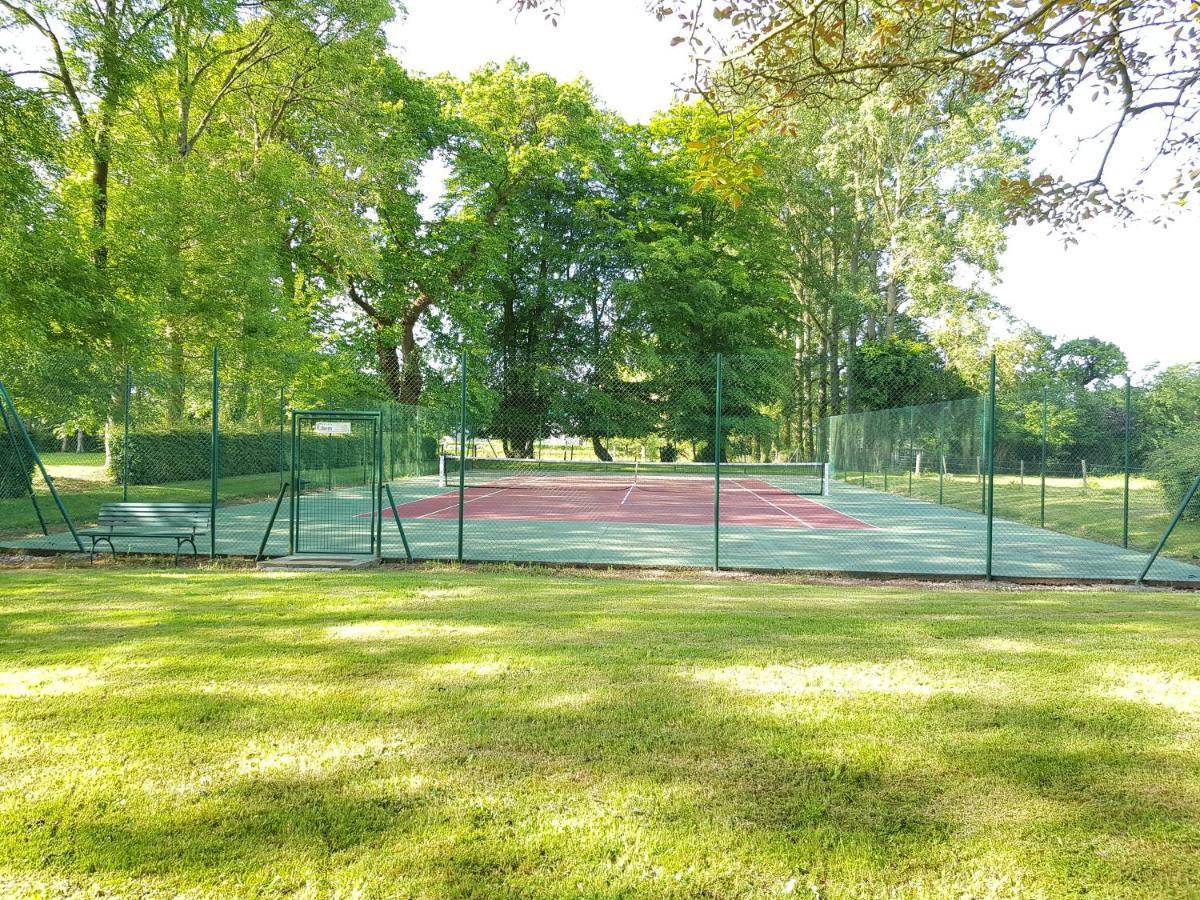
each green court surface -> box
[3,477,1198,583]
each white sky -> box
[393,0,1199,373]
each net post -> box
[823,462,831,497]
[985,354,997,580]
[457,348,468,563]
[1123,374,1131,548]
[713,353,723,572]
[1040,385,1047,529]
[122,366,131,501]
[210,347,219,559]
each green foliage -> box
[1053,338,1128,388]
[1142,364,1200,449]
[109,432,369,485]
[1149,428,1200,522]
[849,337,969,412]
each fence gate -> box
[290,410,382,557]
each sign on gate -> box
[314,421,352,435]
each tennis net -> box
[439,456,829,495]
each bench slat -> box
[95,502,211,530]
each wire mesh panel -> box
[291,412,380,556]
[717,353,840,570]
[822,397,989,576]
[990,379,1200,582]
[445,352,717,566]
[2,340,1197,582]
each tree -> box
[1053,338,1128,389]
[510,0,1200,222]
[848,335,969,413]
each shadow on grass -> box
[1,570,1199,894]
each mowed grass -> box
[0,454,284,538]
[849,471,1200,564]
[1,568,1199,897]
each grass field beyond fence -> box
[1,567,1198,897]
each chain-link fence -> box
[1,347,1197,583]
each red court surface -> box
[380,477,874,530]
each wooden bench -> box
[80,503,211,565]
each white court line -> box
[620,482,636,505]
[724,479,815,529]
[412,480,528,519]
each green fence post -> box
[713,353,723,572]
[985,355,997,580]
[938,406,945,505]
[376,412,384,558]
[0,381,83,550]
[210,347,219,559]
[0,395,48,535]
[457,348,467,564]
[1123,374,1131,548]
[1040,386,1048,529]
[278,385,286,488]
[907,410,914,496]
[1137,474,1200,584]
[288,409,297,556]
[122,366,131,501]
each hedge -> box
[0,440,36,499]
[1149,427,1200,522]
[26,431,104,454]
[107,430,425,486]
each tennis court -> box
[5,455,1199,582]
[379,459,870,530]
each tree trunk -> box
[591,435,612,462]
[376,331,404,401]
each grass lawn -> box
[846,471,1200,565]
[1,567,1199,897]
[0,454,284,538]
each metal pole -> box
[1137,475,1200,584]
[376,413,383,557]
[985,355,997,580]
[0,396,47,534]
[907,410,914,496]
[385,482,413,562]
[1123,374,1132,548]
[0,381,83,550]
[279,385,286,488]
[210,347,219,559]
[457,349,467,563]
[289,410,297,555]
[255,482,289,562]
[1040,386,1048,529]
[938,405,945,505]
[122,366,131,501]
[713,353,723,572]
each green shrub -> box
[1148,427,1200,521]
[108,431,381,485]
[0,440,36,499]
[26,430,103,454]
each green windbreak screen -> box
[2,347,1197,583]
